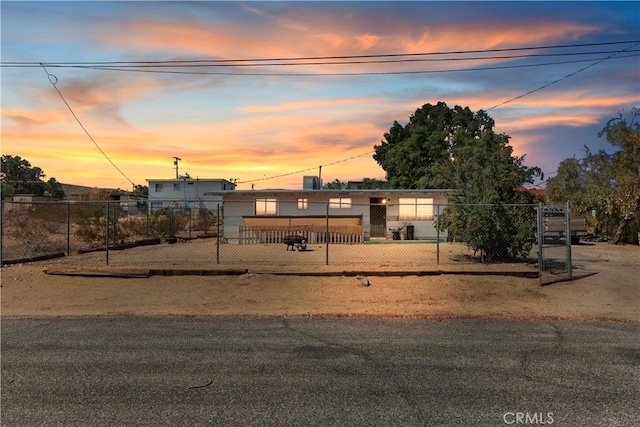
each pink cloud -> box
[98,12,600,70]
[239,97,383,113]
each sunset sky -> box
[1,1,639,191]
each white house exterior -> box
[220,189,451,242]
[145,178,237,211]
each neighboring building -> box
[302,175,322,190]
[2,194,63,212]
[145,178,237,211]
[61,183,119,200]
[107,189,147,213]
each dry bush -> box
[8,215,65,254]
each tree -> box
[374,102,503,189]
[1,155,65,197]
[439,126,542,261]
[324,179,347,190]
[547,109,640,244]
[323,178,388,190]
[133,184,148,197]
[374,102,542,261]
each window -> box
[329,197,352,209]
[155,183,164,193]
[256,198,277,215]
[173,183,180,191]
[399,198,434,220]
[297,198,308,210]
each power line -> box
[12,54,634,78]
[38,52,640,77]
[40,64,136,187]
[236,151,375,185]
[8,49,639,70]
[485,42,640,110]
[242,43,637,185]
[24,40,636,187]
[4,40,637,67]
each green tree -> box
[324,179,347,190]
[358,178,389,189]
[374,102,542,261]
[323,178,388,190]
[133,184,148,197]
[374,102,503,189]
[439,126,541,261]
[1,155,65,197]
[547,109,640,244]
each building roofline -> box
[145,178,236,184]
[220,189,454,196]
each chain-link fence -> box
[1,200,573,282]
[1,200,222,266]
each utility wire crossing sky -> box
[1,1,639,190]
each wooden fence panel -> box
[238,225,363,245]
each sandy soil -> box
[1,242,637,321]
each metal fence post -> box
[111,202,116,245]
[105,201,109,266]
[0,201,4,265]
[565,201,573,280]
[436,204,440,265]
[216,204,220,265]
[146,203,150,240]
[325,202,329,265]
[189,201,193,239]
[537,202,544,285]
[67,203,71,256]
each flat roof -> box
[221,189,454,196]
[145,178,235,183]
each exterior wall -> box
[3,195,35,212]
[222,193,372,240]
[2,195,63,212]
[385,194,450,241]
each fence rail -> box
[1,199,573,283]
[238,225,363,245]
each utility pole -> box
[173,157,181,179]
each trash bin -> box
[406,225,414,240]
[392,231,401,240]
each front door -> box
[369,198,387,238]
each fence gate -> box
[537,202,573,285]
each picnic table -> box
[282,235,307,251]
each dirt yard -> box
[1,242,637,321]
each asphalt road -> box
[1,319,638,426]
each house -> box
[220,187,452,242]
[145,178,237,211]
[144,176,451,242]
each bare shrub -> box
[76,214,106,244]
[195,209,217,233]
[119,215,149,240]
[9,215,64,254]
